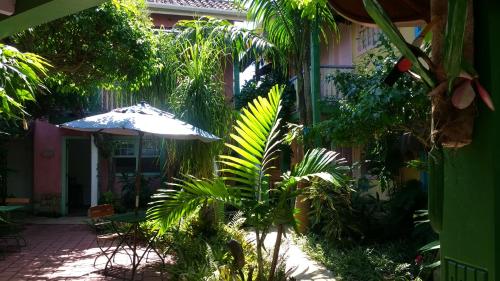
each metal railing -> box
[289,65,354,100]
[319,65,354,99]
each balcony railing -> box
[290,65,354,100]
[319,65,354,99]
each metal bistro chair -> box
[88,204,131,267]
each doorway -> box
[66,138,91,216]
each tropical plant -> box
[103,18,273,179]
[12,0,157,92]
[313,36,430,148]
[162,20,233,178]
[241,0,337,125]
[154,210,259,280]
[304,181,359,241]
[148,85,348,279]
[295,234,424,281]
[0,44,49,125]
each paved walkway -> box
[0,223,334,281]
[249,230,336,281]
[0,224,166,281]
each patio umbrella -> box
[59,102,220,211]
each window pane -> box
[115,157,136,173]
[114,140,135,156]
[142,139,160,157]
[142,158,160,173]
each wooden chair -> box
[88,204,124,266]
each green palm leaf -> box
[277,148,348,191]
[148,177,242,233]
[220,85,283,198]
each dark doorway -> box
[67,139,91,215]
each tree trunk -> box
[268,224,284,281]
[302,25,312,126]
[303,57,312,126]
[296,68,307,125]
[431,0,446,81]
[255,229,265,280]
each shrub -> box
[294,234,423,281]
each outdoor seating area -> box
[0,224,166,280]
[0,0,499,280]
[90,207,166,278]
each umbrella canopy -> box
[59,102,220,142]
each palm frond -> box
[219,85,283,200]
[147,177,241,233]
[288,148,347,187]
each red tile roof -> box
[147,0,240,12]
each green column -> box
[310,9,321,125]
[439,0,500,279]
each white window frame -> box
[112,136,162,176]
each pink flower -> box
[414,255,423,265]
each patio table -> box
[0,205,25,223]
[0,205,24,213]
[104,211,164,280]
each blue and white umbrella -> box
[60,102,219,142]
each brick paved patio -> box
[0,224,167,280]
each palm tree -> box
[241,0,337,125]
[111,18,274,178]
[147,85,347,279]
[0,44,49,127]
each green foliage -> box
[119,173,155,210]
[351,180,428,242]
[295,234,427,281]
[96,17,270,178]
[362,0,434,88]
[24,79,103,124]
[443,0,467,88]
[159,212,258,280]
[161,20,233,177]
[148,86,349,279]
[0,44,49,125]
[314,37,430,148]
[304,182,359,241]
[241,0,336,124]
[12,0,157,92]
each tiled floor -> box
[0,224,167,280]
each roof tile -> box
[146,0,240,11]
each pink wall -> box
[320,23,353,66]
[33,120,63,198]
[32,120,92,214]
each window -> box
[112,138,161,175]
[356,26,382,54]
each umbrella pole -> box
[135,132,144,214]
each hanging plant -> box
[363,0,494,148]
